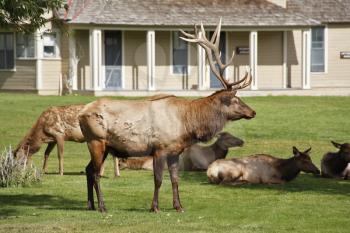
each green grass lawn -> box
[0,93,349,233]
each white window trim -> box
[169,31,191,76]
[0,32,16,71]
[42,29,61,60]
[16,33,36,59]
[101,30,125,90]
[311,25,328,75]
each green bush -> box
[0,147,41,187]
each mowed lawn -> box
[0,93,349,233]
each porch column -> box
[197,31,206,90]
[302,29,311,89]
[249,31,258,90]
[69,30,78,90]
[35,30,43,91]
[147,30,155,91]
[89,29,102,91]
[282,31,288,88]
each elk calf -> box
[118,132,244,171]
[321,141,350,179]
[207,147,320,185]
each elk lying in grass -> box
[13,104,120,177]
[119,132,244,171]
[207,147,320,185]
[321,141,350,179]
[78,19,256,213]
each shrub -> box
[0,147,41,187]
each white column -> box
[35,30,43,91]
[197,32,206,90]
[147,30,155,91]
[89,29,102,91]
[282,31,288,88]
[302,29,311,89]
[249,31,258,90]
[69,30,78,90]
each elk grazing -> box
[79,19,256,213]
[207,147,320,185]
[321,141,350,179]
[118,132,244,171]
[13,104,120,177]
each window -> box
[311,27,325,73]
[16,33,35,58]
[43,32,58,58]
[0,33,14,70]
[172,31,188,74]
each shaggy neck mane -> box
[182,91,227,142]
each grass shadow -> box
[179,171,208,183]
[44,171,85,176]
[0,194,84,217]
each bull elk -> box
[79,19,256,213]
[207,147,320,185]
[13,104,120,177]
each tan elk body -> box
[207,147,320,185]
[78,19,256,213]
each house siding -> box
[41,59,61,92]
[75,30,91,90]
[311,24,350,87]
[0,60,36,90]
[288,30,303,88]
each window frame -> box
[16,32,36,59]
[170,31,190,76]
[311,26,328,74]
[0,32,15,71]
[43,31,60,59]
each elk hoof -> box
[98,206,107,213]
[87,202,96,211]
[150,206,160,213]
[175,206,184,213]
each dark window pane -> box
[172,32,188,74]
[311,27,325,73]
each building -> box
[1,0,349,96]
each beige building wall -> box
[258,31,284,89]
[75,30,91,90]
[155,31,198,91]
[311,24,350,87]
[287,30,303,88]
[0,60,36,90]
[123,31,148,90]
[41,60,61,92]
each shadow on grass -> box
[179,172,350,196]
[45,171,85,176]
[0,194,84,217]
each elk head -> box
[216,132,244,148]
[331,141,350,162]
[180,19,256,120]
[293,147,320,175]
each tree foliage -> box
[0,0,64,33]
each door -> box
[209,32,226,89]
[104,31,122,89]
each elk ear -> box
[232,90,237,96]
[293,146,300,157]
[304,147,312,154]
[331,141,342,149]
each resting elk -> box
[14,104,120,177]
[207,147,320,185]
[78,19,256,213]
[118,132,244,171]
[321,141,350,179]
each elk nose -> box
[251,111,256,118]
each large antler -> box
[180,18,252,91]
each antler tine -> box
[213,17,222,48]
[230,70,252,91]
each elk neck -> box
[211,140,229,160]
[276,157,301,182]
[15,121,44,155]
[182,93,227,142]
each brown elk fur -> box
[79,89,255,213]
[207,147,320,185]
[321,141,350,179]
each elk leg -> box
[99,162,106,177]
[43,142,56,174]
[150,155,165,213]
[114,157,120,178]
[87,140,108,213]
[85,161,95,211]
[56,138,65,175]
[167,155,183,212]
